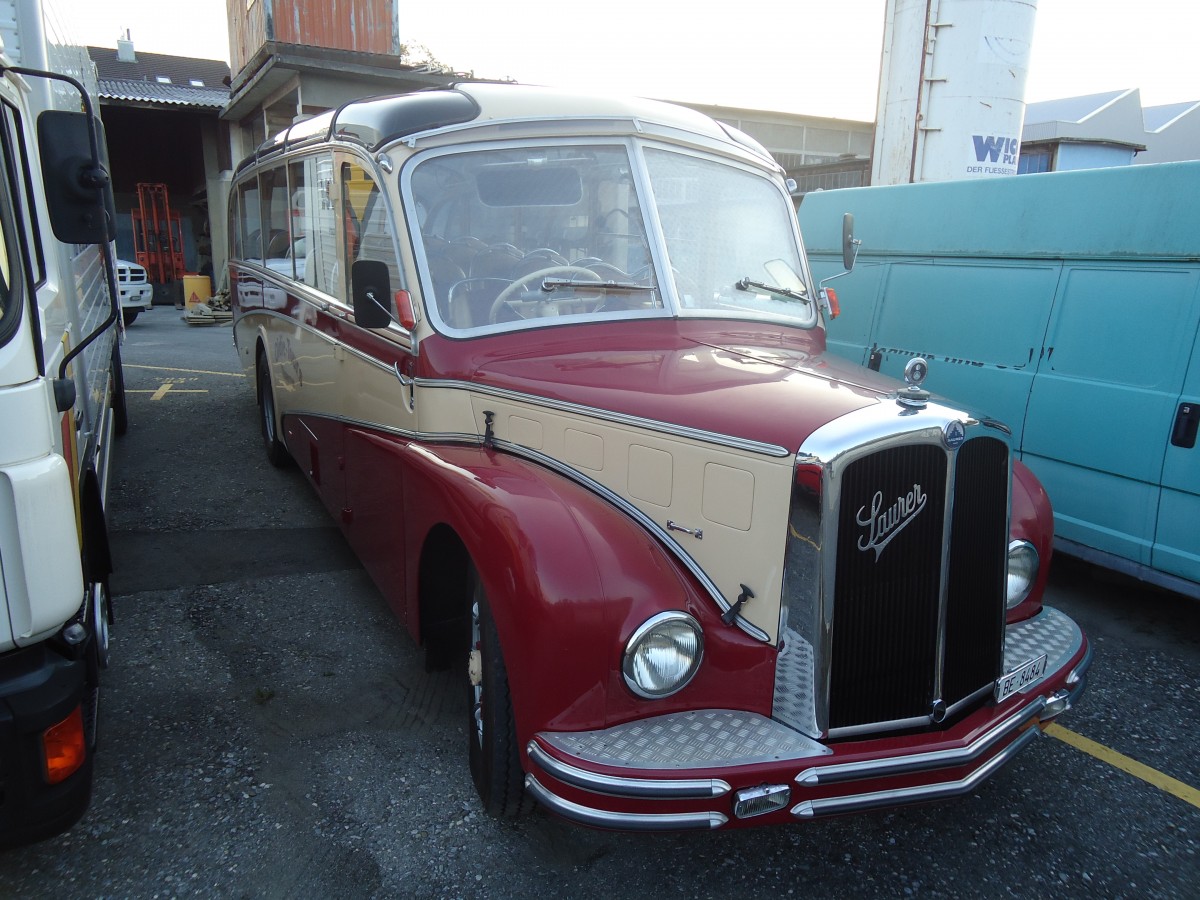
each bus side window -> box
[260,165,291,276]
[288,153,340,300]
[236,177,262,262]
[342,161,402,313]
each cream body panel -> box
[459,392,791,642]
[336,340,418,436]
[270,307,341,423]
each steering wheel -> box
[489,266,602,323]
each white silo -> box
[871,0,1037,184]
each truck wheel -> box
[257,350,289,468]
[83,582,111,749]
[111,342,128,436]
[121,308,139,326]
[467,573,531,817]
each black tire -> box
[83,582,111,751]
[467,573,531,818]
[111,341,128,436]
[121,308,139,326]
[257,350,289,468]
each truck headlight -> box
[1006,540,1039,608]
[622,611,703,699]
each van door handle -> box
[1171,402,1199,449]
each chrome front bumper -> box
[525,606,1091,831]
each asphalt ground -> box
[1,308,1197,898]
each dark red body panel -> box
[382,442,778,737]
[417,319,903,453]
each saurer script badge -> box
[857,485,926,560]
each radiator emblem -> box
[943,420,966,449]
[856,484,927,560]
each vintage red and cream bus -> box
[229,84,1090,830]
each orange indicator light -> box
[43,706,86,785]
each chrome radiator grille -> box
[777,433,1010,737]
[830,444,948,729]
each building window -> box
[1018,148,1052,174]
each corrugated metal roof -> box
[88,45,229,110]
[97,77,229,108]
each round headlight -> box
[1006,540,1039,608]
[622,611,704,699]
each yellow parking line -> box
[126,364,243,378]
[1045,723,1200,810]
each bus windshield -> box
[406,140,815,335]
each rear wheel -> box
[467,573,531,817]
[257,350,289,467]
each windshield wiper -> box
[736,277,809,304]
[540,277,656,293]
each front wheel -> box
[467,573,531,818]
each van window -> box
[0,199,12,341]
[1,101,42,285]
[0,106,24,346]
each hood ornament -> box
[896,357,931,409]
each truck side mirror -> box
[351,259,394,328]
[842,213,857,272]
[37,110,116,244]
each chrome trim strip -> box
[296,417,319,441]
[286,409,469,446]
[827,714,934,741]
[232,280,415,356]
[796,696,1046,786]
[527,742,731,799]
[945,682,995,718]
[791,723,1041,818]
[524,775,727,831]
[417,378,792,458]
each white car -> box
[117,258,153,324]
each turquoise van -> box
[800,162,1200,599]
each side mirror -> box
[37,110,116,244]
[841,213,857,272]
[351,259,393,328]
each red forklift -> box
[131,182,186,305]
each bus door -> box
[338,155,418,617]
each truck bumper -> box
[0,642,94,847]
[525,607,1090,831]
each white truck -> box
[0,0,122,845]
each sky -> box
[46,0,1200,122]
